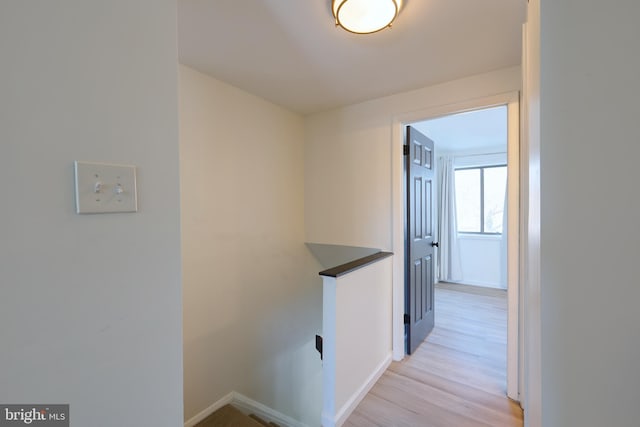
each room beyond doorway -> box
[391,92,520,401]
[412,105,509,290]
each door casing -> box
[391,91,521,401]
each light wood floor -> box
[344,282,523,427]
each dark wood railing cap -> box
[319,251,393,278]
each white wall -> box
[321,257,393,427]
[306,69,521,363]
[457,235,504,288]
[180,65,322,426]
[305,66,521,251]
[539,1,640,426]
[0,1,183,426]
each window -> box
[455,165,507,234]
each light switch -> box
[74,161,138,214]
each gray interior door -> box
[406,125,436,354]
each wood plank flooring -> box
[343,282,523,427]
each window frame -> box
[454,164,507,235]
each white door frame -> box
[391,91,521,400]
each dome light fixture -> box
[332,0,400,34]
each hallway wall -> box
[180,65,322,426]
[305,67,521,251]
[540,1,640,426]
[0,2,183,425]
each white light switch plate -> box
[74,161,138,214]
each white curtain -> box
[437,156,462,282]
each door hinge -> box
[404,314,410,325]
[403,145,409,156]
[315,335,323,360]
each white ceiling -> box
[412,105,507,153]
[178,0,526,115]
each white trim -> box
[390,92,521,402]
[446,279,505,289]
[184,391,234,427]
[184,391,309,427]
[321,276,337,423]
[519,22,529,409]
[322,354,392,427]
[506,96,520,400]
[457,233,502,241]
[522,2,542,424]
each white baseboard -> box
[323,353,392,427]
[184,391,308,427]
[446,279,506,289]
[184,391,234,427]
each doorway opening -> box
[392,93,520,401]
[414,105,508,290]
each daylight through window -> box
[454,165,507,234]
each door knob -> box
[431,242,439,248]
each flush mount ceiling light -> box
[332,0,400,34]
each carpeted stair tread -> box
[195,404,264,427]
[249,414,269,426]
[248,413,280,427]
